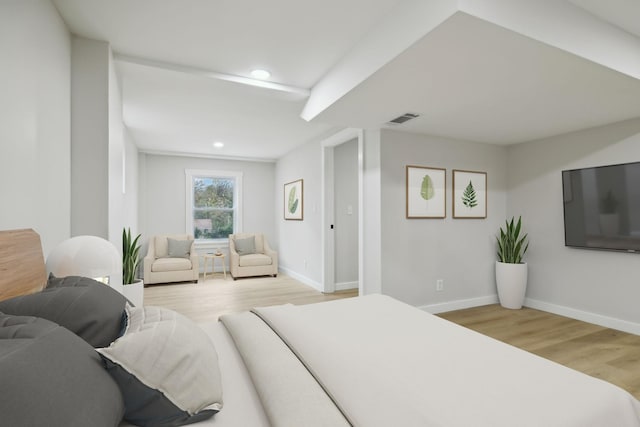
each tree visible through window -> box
[186,170,242,240]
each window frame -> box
[185,169,243,243]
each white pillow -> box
[97,305,223,426]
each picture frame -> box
[452,170,487,219]
[284,179,303,220]
[406,165,446,218]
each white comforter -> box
[222,295,640,427]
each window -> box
[186,170,242,241]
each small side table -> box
[203,253,226,279]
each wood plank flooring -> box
[439,304,640,400]
[145,276,640,400]
[143,273,357,323]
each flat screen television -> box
[562,161,640,253]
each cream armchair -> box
[144,234,199,285]
[229,233,278,280]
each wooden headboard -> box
[0,229,47,302]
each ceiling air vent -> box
[386,112,420,125]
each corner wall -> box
[0,1,71,256]
[71,37,110,239]
[71,36,136,253]
[507,118,640,330]
[275,140,323,288]
[379,129,508,309]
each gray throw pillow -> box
[168,238,193,258]
[97,305,223,426]
[234,236,256,255]
[0,274,127,348]
[0,313,124,427]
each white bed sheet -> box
[247,295,640,427]
[119,321,269,427]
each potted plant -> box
[122,227,143,306]
[495,216,529,309]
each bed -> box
[2,229,640,427]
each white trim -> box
[419,295,499,314]
[335,281,358,291]
[279,266,323,292]
[185,169,243,240]
[321,146,335,293]
[524,298,640,336]
[356,130,364,297]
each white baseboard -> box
[524,298,640,335]
[335,281,358,291]
[419,295,499,314]
[279,266,323,292]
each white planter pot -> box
[495,261,527,309]
[122,279,144,307]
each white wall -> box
[0,0,71,256]
[334,138,359,285]
[508,118,640,329]
[108,47,126,248]
[70,37,110,238]
[140,153,275,253]
[70,36,134,253]
[379,129,508,309]
[276,140,323,288]
[361,129,383,295]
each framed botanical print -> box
[452,170,487,219]
[284,179,303,220]
[406,165,446,218]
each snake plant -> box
[122,227,141,284]
[496,216,529,264]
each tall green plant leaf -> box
[123,227,141,285]
[420,175,435,200]
[496,216,528,264]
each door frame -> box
[321,128,364,294]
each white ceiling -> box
[52,0,640,160]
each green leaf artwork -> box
[462,180,478,208]
[288,186,298,214]
[420,175,435,200]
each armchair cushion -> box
[238,254,273,267]
[234,236,256,255]
[168,238,193,258]
[152,258,193,273]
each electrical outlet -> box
[436,279,444,291]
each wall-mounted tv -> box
[562,161,640,253]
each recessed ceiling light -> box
[251,69,271,80]
[213,141,224,149]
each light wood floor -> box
[145,276,640,400]
[143,273,357,323]
[439,304,640,400]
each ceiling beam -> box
[114,53,311,97]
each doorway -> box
[321,128,363,295]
